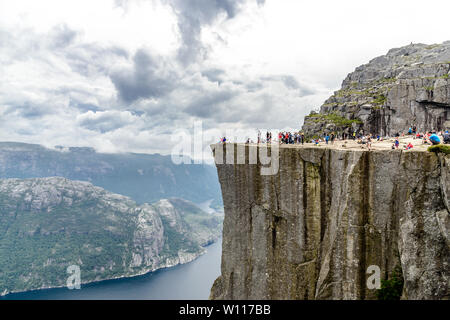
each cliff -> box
[0,177,222,296]
[302,41,450,137]
[210,144,449,299]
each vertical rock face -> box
[210,144,449,300]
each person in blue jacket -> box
[429,133,441,145]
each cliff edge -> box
[210,144,449,299]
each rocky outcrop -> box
[0,177,222,296]
[302,41,450,137]
[210,144,449,299]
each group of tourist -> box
[278,132,305,144]
[313,127,449,150]
[251,131,306,144]
[256,130,274,143]
[221,127,449,149]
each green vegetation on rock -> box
[306,112,363,127]
[428,144,450,155]
[376,265,404,300]
[372,94,387,106]
[425,44,440,50]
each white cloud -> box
[1,0,449,159]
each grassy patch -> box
[306,112,363,127]
[372,94,386,106]
[425,44,440,50]
[428,144,450,155]
[325,113,363,126]
[376,265,404,300]
[335,89,371,98]
[305,113,321,119]
[373,77,397,85]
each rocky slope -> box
[0,177,222,296]
[302,41,450,137]
[210,144,449,300]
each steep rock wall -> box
[210,144,449,300]
[302,42,450,137]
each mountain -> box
[0,177,222,296]
[302,41,450,137]
[0,142,222,208]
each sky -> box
[1,0,449,159]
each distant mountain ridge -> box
[0,141,222,207]
[0,177,222,296]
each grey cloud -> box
[202,68,226,84]
[280,75,300,89]
[111,46,129,57]
[181,71,316,125]
[210,93,273,125]
[1,24,128,79]
[70,102,101,113]
[245,81,264,92]
[15,128,36,136]
[129,110,145,117]
[3,103,54,119]
[65,43,129,77]
[114,0,127,9]
[0,29,41,63]
[261,75,316,96]
[18,106,48,119]
[49,24,78,48]
[110,49,176,103]
[184,89,236,118]
[168,0,262,64]
[77,111,136,133]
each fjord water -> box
[1,239,222,300]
